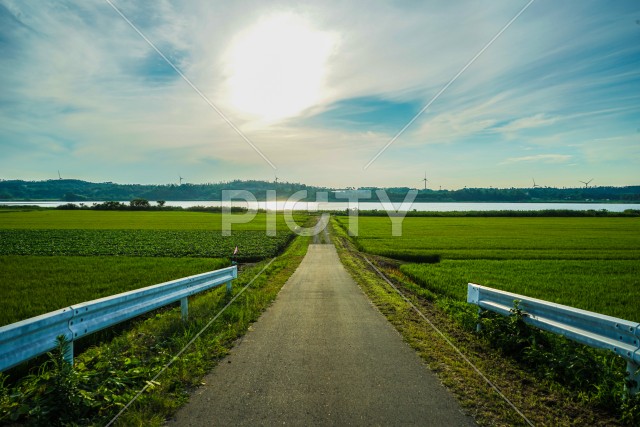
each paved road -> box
[169,244,475,426]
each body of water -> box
[0,201,637,212]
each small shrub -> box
[56,203,80,210]
[130,198,150,209]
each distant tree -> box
[63,192,87,202]
[130,198,150,209]
[157,200,166,207]
[93,201,126,210]
[56,203,80,210]
[1,179,639,203]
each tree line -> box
[0,179,639,203]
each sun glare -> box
[225,13,336,122]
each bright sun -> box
[225,13,336,122]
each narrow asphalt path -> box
[169,243,475,426]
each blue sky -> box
[0,0,638,189]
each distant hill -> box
[0,179,331,202]
[0,179,639,203]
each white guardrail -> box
[0,265,237,371]
[467,283,640,395]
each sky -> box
[0,0,639,189]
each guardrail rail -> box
[0,265,237,371]
[467,283,640,395]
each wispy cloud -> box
[500,154,573,165]
[496,114,558,134]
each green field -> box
[336,216,640,321]
[0,209,296,230]
[0,210,303,325]
[0,210,299,260]
[0,256,229,326]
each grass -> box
[0,256,230,327]
[337,216,640,321]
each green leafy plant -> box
[478,301,535,357]
[0,229,294,261]
[478,302,639,423]
[1,336,97,426]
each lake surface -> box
[1,201,637,212]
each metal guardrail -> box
[467,283,640,395]
[0,265,237,371]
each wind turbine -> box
[179,175,184,185]
[579,178,593,188]
[274,175,279,184]
[532,178,540,188]
[421,172,428,190]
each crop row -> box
[0,229,293,261]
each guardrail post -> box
[181,297,188,321]
[626,361,639,396]
[226,281,232,295]
[467,284,483,332]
